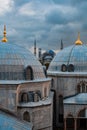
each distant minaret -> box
[60,39,63,50]
[34,39,36,56]
[38,48,41,60]
[2,25,8,43]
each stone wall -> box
[17,104,53,130]
[0,84,17,112]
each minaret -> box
[34,39,36,56]
[75,32,83,45]
[2,25,8,43]
[38,48,41,60]
[60,39,63,50]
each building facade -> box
[0,26,53,130]
[48,34,87,130]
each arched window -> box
[34,93,40,102]
[25,66,33,80]
[21,92,28,103]
[68,64,74,72]
[77,81,87,93]
[28,91,34,102]
[36,90,41,99]
[61,64,67,72]
[23,111,30,122]
[59,95,63,123]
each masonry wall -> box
[17,104,53,130]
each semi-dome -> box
[0,43,45,80]
[48,34,87,72]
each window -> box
[77,81,87,93]
[23,111,30,122]
[34,93,40,102]
[21,92,28,103]
[36,90,41,99]
[61,64,67,72]
[68,64,74,72]
[20,90,41,103]
[28,91,34,102]
[25,66,33,80]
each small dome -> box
[0,43,45,80]
[48,44,87,72]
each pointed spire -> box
[60,39,63,50]
[2,25,8,43]
[34,39,36,56]
[75,32,83,45]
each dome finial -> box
[1,25,8,43]
[75,32,83,45]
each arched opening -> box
[68,64,74,72]
[66,115,74,130]
[23,111,30,122]
[77,81,87,93]
[21,92,28,103]
[34,93,40,102]
[36,90,41,99]
[61,64,67,72]
[25,66,33,80]
[28,91,34,102]
[59,95,63,123]
[77,109,87,130]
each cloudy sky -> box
[0,0,87,52]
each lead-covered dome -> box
[0,43,45,80]
[48,34,87,72]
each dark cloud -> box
[52,0,87,5]
[14,0,30,6]
[0,0,87,51]
[45,10,68,25]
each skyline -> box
[0,0,87,52]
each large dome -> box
[0,43,45,80]
[48,42,87,72]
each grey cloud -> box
[0,0,87,51]
[45,10,68,25]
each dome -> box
[0,43,45,80]
[48,44,87,72]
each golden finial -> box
[2,25,8,43]
[75,32,83,45]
